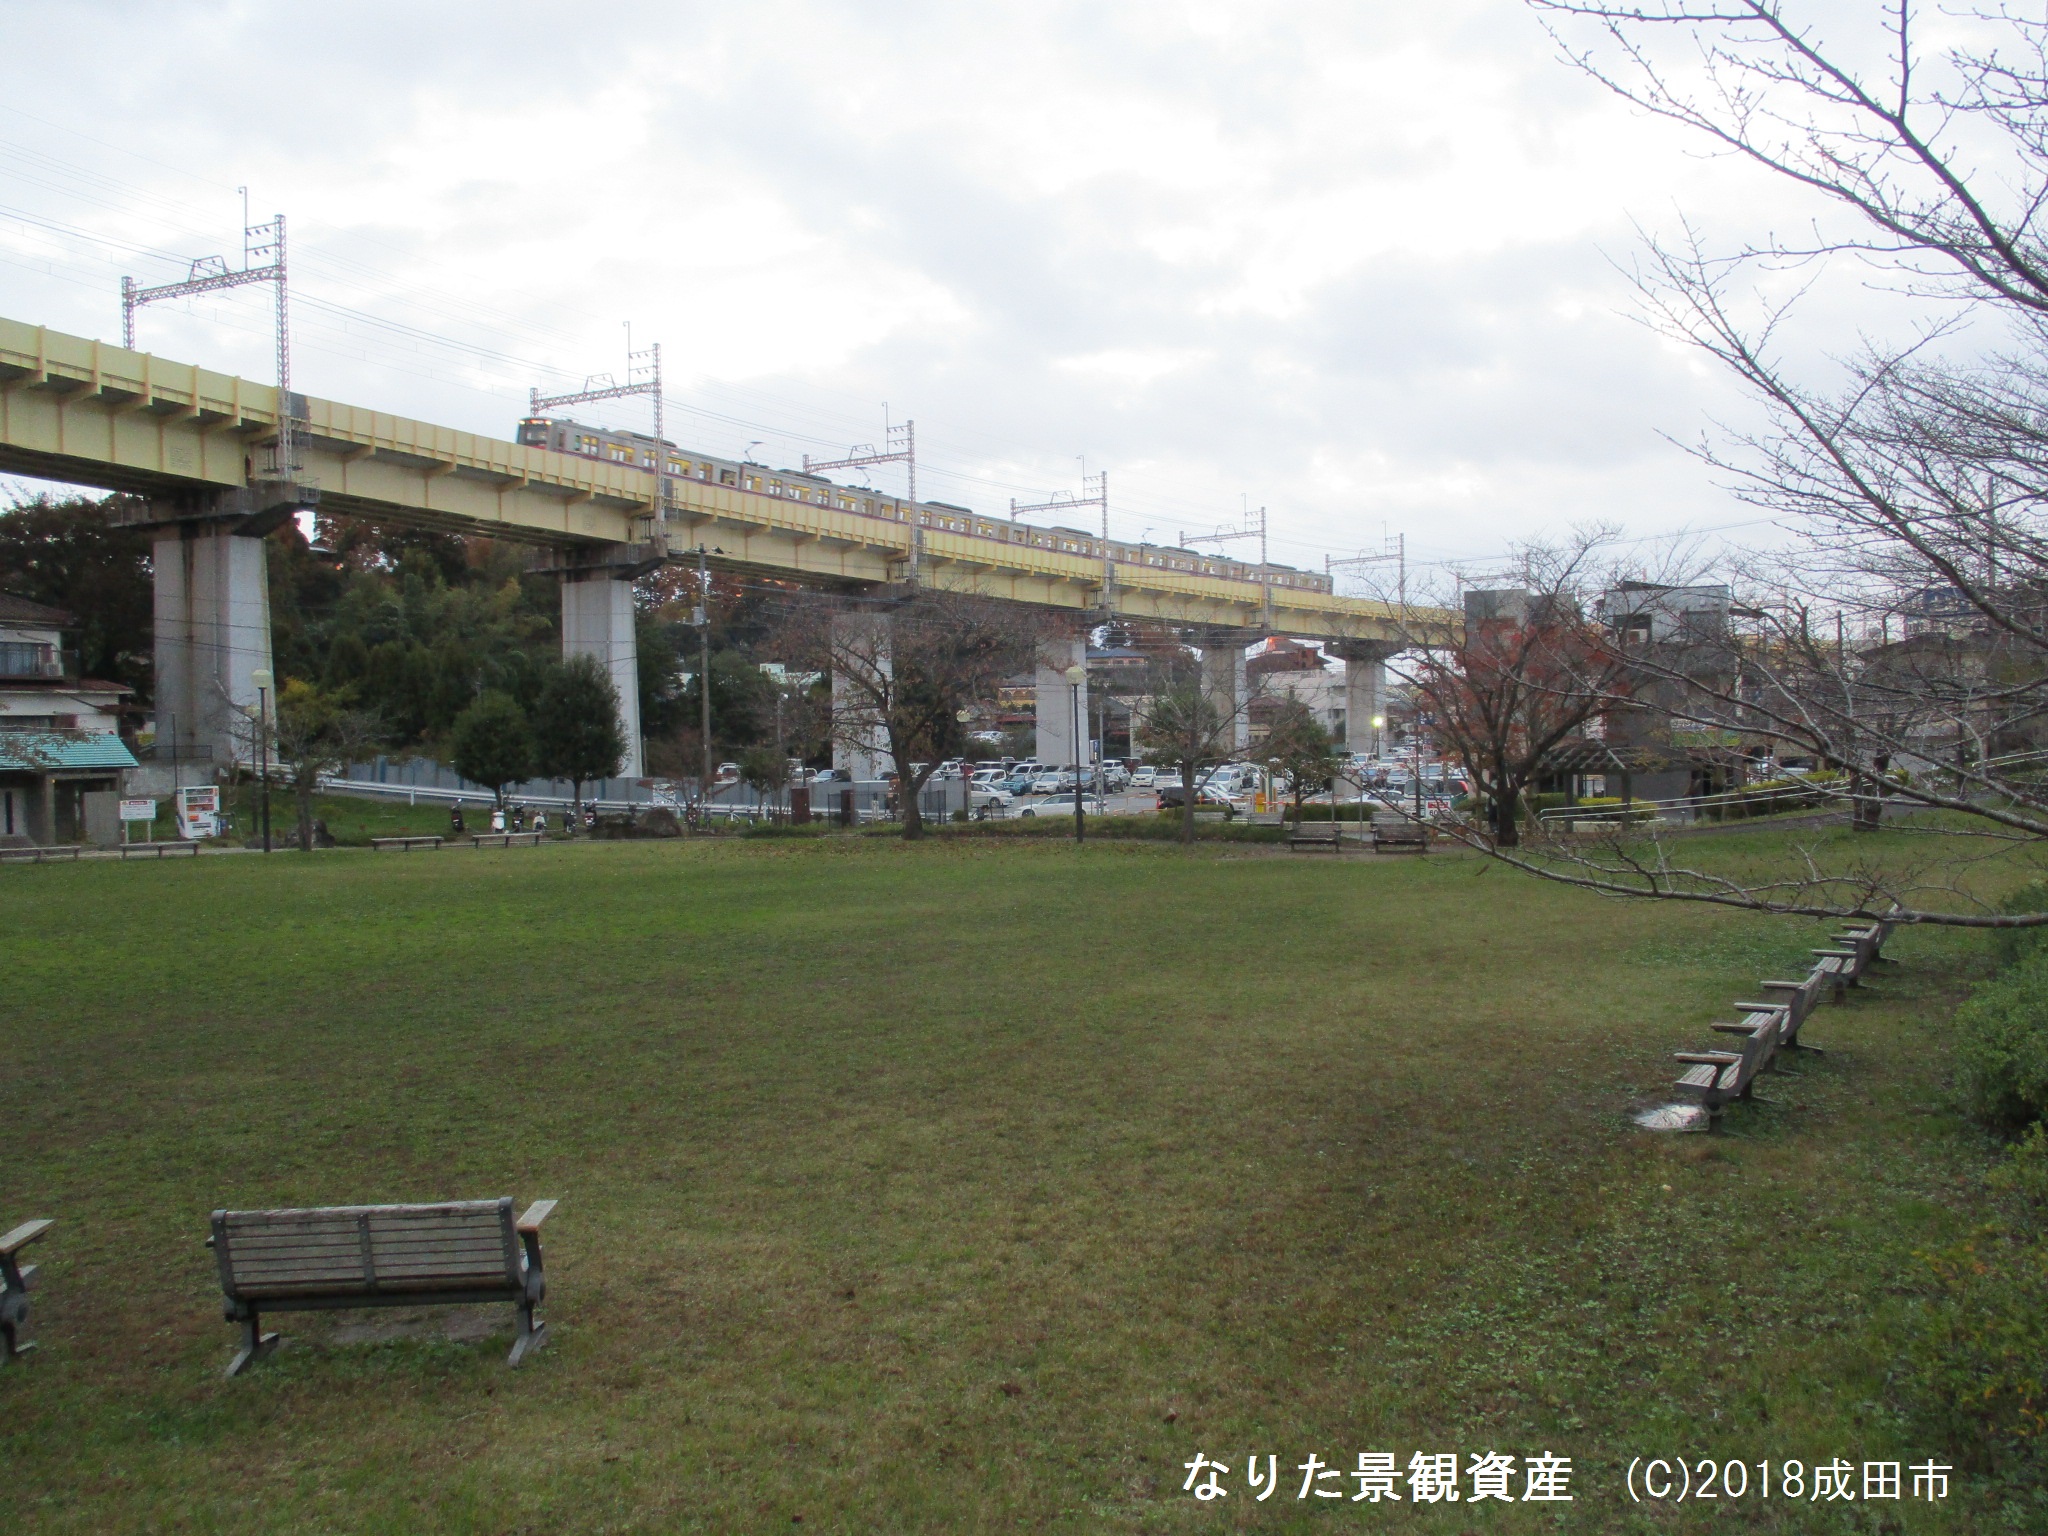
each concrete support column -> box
[1198,642,1249,754]
[1035,632,1089,771]
[1332,640,1401,754]
[561,573,644,778]
[830,611,892,781]
[152,523,273,769]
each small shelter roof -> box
[0,730,139,771]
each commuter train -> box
[516,416,1333,594]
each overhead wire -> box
[0,111,1790,579]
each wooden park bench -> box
[0,845,82,864]
[369,835,443,853]
[1672,1010,1780,1122]
[1371,815,1429,854]
[1287,822,1343,852]
[1,1218,53,1363]
[470,832,543,848]
[209,1197,557,1376]
[117,840,200,859]
[1747,967,1831,1051]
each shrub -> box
[1992,880,2048,971]
[1889,1218,2048,1486]
[1888,1127,2048,1491]
[1955,952,2048,1133]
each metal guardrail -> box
[1536,780,1845,825]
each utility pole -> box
[696,544,713,810]
[806,418,918,583]
[123,193,295,479]
[1182,505,1272,628]
[530,333,666,542]
[1011,469,1111,608]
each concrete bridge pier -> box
[137,487,312,770]
[559,558,645,779]
[1330,639,1402,754]
[830,610,893,781]
[152,522,273,770]
[1197,638,1251,754]
[1034,632,1089,772]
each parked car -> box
[1129,765,1158,789]
[1017,793,1108,818]
[1156,783,1239,816]
[1028,772,1065,794]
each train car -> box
[517,416,1333,595]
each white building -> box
[0,593,136,844]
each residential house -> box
[0,593,137,845]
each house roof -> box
[0,677,133,697]
[0,591,72,626]
[0,730,138,771]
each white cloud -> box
[0,1,1904,570]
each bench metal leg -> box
[507,1298,547,1367]
[0,1317,33,1363]
[226,1313,279,1377]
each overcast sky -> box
[0,1,1896,587]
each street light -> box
[250,668,273,854]
[956,708,973,824]
[1064,662,1087,843]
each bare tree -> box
[1133,647,1265,843]
[1497,1,2048,926]
[1386,538,1641,847]
[802,591,1040,840]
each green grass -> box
[0,834,2020,1531]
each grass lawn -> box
[0,833,2018,1532]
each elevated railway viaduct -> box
[0,318,1450,778]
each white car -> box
[1129,766,1158,789]
[1017,794,1108,817]
[1028,772,1066,794]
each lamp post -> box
[955,708,973,824]
[1369,714,1385,832]
[695,544,711,826]
[1064,662,1086,843]
[250,668,273,854]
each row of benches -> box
[1669,912,1898,1124]
[0,840,200,864]
[2,1198,559,1376]
[368,832,544,852]
[1286,816,1431,854]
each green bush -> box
[1955,952,2048,1133]
[1889,1215,2048,1485]
[1992,880,2048,971]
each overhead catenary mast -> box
[806,417,918,582]
[1010,468,1111,608]
[122,189,295,478]
[530,328,665,540]
[1182,503,1272,627]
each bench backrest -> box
[213,1199,521,1301]
[1732,1013,1778,1084]
[1759,972,1824,1026]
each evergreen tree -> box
[0,493,153,697]
[533,655,625,824]
[450,691,534,809]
